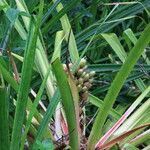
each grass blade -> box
[32,90,60,148]
[88,64,150,73]
[98,123,150,150]
[10,1,43,149]
[20,67,51,150]
[0,57,43,123]
[96,86,150,148]
[113,98,150,137]
[89,94,121,120]
[52,58,79,149]
[130,129,150,146]
[9,0,55,97]
[87,24,150,149]
[51,30,65,62]
[101,33,127,62]
[0,86,9,150]
[52,0,79,63]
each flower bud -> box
[83,73,90,81]
[77,84,82,92]
[69,63,73,68]
[82,86,88,92]
[81,72,86,77]
[81,91,89,101]
[89,71,95,77]
[62,64,67,71]
[82,65,88,71]
[78,78,83,84]
[84,82,92,89]
[89,78,93,83]
[77,69,84,76]
[75,79,78,85]
[79,58,86,68]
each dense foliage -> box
[0,0,150,150]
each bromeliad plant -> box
[0,0,150,150]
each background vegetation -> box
[0,0,150,149]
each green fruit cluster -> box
[62,58,95,100]
[75,58,95,94]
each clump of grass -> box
[0,0,150,150]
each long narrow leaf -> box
[10,1,43,149]
[52,58,79,149]
[95,86,150,148]
[98,123,150,150]
[87,24,150,149]
[52,0,79,63]
[0,57,43,123]
[0,86,9,150]
[20,67,51,150]
[89,94,121,119]
[32,90,60,148]
[101,33,127,62]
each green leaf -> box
[101,33,127,62]
[0,57,43,123]
[123,143,139,150]
[32,90,60,148]
[88,64,150,73]
[51,30,65,62]
[113,98,150,137]
[10,1,43,149]
[52,58,79,149]
[41,0,62,25]
[6,8,20,24]
[0,86,9,150]
[52,0,79,64]
[89,94,121,120]
[124,28,150,64]
[20,67,51,149]
[76,0,150,45]
[123,28,149,91]
[14,0,55,97]
[88,24,150,149]
[34,139,54,150]
[123,28,137,45]
[0,4,7,11]
[43,0,80,34]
